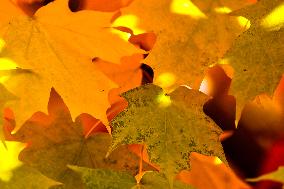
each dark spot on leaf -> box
[92,57,99,62]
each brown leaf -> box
[6,88,153,188]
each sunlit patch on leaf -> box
[218,58,230,65]
[199,79,209,95]
[213,157,222,165]
[180,85,192,89]
[217,58,234,78]
[112,14,145,35]
[261,3,284,30]
[237,16,251,30]
[170,0,207,19]
[0,58,18,83]
[156,72,176,90]
[110,29,132,41]
[0,39,5,52]
[156,93,171,107]
[0,141,25,182]
[214,7,232,14]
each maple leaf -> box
[0,165,60,189]
[177,153,251,189]
[0,0,141,130]
[69,166,195,189]
[247,166,284,185]
[113,0,254,90]
[7,89,152,188]
[221,0,284,119]
[109,84,226,183]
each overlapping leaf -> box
[110,84,226,182]
[1,0,282,188]
[7,89,152,188]
[114,0,254,90]
[0,0,141,130]
[221,0,284,118]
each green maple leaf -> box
[0,165,60,189]
[247,166,284,184]
[69,165,195,189]
[109,84,226,183]
[220,0,284,119]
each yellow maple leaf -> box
[0,0,141,131]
